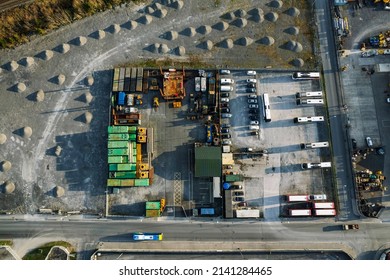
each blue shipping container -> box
[118,91,126,105]
[200,208,215,215]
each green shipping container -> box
[121,179,135,187]
[129,134,137,141]
[128,126,137,133]
[108,156,128,164]
[146,209,161,217]
[116,163,136,171]
[132,156,137,163]
[108,133,129,141]
[146,201,161,210]
[108,141,128,148]
[109,164,118,171]
[111,171,136,179]
[108,148,129,156]
[107,179,121,187]
[134,178,150,186]
[107,126,128,134]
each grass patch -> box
[122,55,213,69]
[0,0,137,49]
[0,240,13,246]
[23,241,75,260]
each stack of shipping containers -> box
[107,125,150,187]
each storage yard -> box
[1,0,389,221]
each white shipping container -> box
[313,202,335,209]
[314,209,336,216]
[289,209,311,216]
[287,195,309,202]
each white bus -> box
[287,195,309,202]
[300,142,329,149]
[292,72,320,80]
[289,209,312,216]
[263,94,271,122]
[294,116,324,123]
[296,91,323,98]
[313,202,335,209]
[313,209,336,216]
[301,162,332,169]
[297,99,324,105]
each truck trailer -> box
[287,195,309,202]
[289,209,311,216]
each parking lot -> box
[218,71,333,219]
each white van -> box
[220,85,233,92]
[249,125,260,130]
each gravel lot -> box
[0,0,318,215]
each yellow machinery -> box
[153,97,159,107]
[172,101,182,108]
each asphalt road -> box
[315,0,358,220]
[0,218,389,260]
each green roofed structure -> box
[194,146,222,177]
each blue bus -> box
[132,232,163,241]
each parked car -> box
[248,94,258,98]
[222,139,232,145]
[309,194,327,200]
[366,136,373,147]
[221,103,229,108]
[246,79,256,83]
[221,92,229,97]
[220,69,231,75]
[221,123,231,128]
[250,131,259,136]
[248,98,258,103]
[233,196,245,202]
[386,97,390,104]
[231,185,242,189]
[222,134,231,139]
[237,201,248,207]
[221,98,229,102]
[221,128,229,134]
[250,120,259,125]
[221,108,230,113]
[249,104,259,109]
[249,115,259,121]
[233,191,244,196]
[224,165,233,169]
[249,109,259,114]
[246,88,257,93]
[221,113,232,118]
[247,83,256,88]
[247,70,256,75]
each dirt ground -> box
[0,0,317,215]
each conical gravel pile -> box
[75,36,87,46]
[291,58,304,67]
[84,112,93,124]
[111,24,121,34]
[58,43,70,53]
[7,61,19,71]
[265,12,278,22]
[85,75,94,86]
[197,25,212,35]
[220,38,234,49]
[249,8,264,15]
[234,9,246,18]
[285,40,303,52]
[16,83,26,93]
[149,43,160,53]
[54,186,65,197]
[172,0,184,10]
[175,46,186,56]
[237,37,253,46]
[84,92,93,104]
[56,74,66,85]
[139,15,153,24]
[165,31,178,40]
[96,30,106,39]
[4,181,15,194]
[232,18,247,28]
[23,126,32,138]
[42,50,54,60]
[36,89,45,102]
[154,9,167,18]
[270,0,283,8]
[159,44,169,54]
[285,26,299,35]
[145,6,154,14]
[0,134,7,144]
[213,21,229,31]
[250,14,264,23]
[21,57,35,67]
[181,27,196,37]
[1,161,12,172]
[286,7,300,17]
[259,36,275,45]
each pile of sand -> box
[36,89,45,102]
